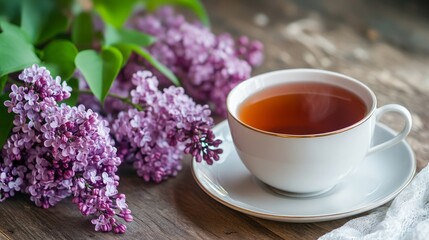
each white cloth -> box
[320,165,429,240]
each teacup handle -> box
[367,104,412,155]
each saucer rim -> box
[192,120,416,222]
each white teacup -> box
[226,69,412,197]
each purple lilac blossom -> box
[131,7,264,116]
[78,7,263,117]
[1,65,132,233]
[112,71,222,182]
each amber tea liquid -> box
[238,82,367,135]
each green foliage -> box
[131,46,180,86]
[0,94,14,149]
[0,0,213,106]
[0,75,7,93]
[103,25,178,85]
[72,12,95,50]
[0,22,40,77]
[75,47,123,103]
[145,0,209,27]
[21,0,69,44]
[105,25,155,47]
[0,20,30,43]
[0,0,22,23]
[111,44,134,67]
[62,78,80,106]
[114,43,180,86]
[93,0,138,28]
[42,40,78,80]
[105,24,156,65]
[93,0,210,28]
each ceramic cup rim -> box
[226,69,378,138]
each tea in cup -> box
[226,69,412,196]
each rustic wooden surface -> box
[1,0,429,239]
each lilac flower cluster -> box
[112,71,222,182]
[0,65,132,233]
[122,7,263,116]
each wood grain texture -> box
[1,0,429,239]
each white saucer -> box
[192,120,416,222]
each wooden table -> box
[1,0,429,239]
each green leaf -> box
[131,46,180,86]
[72,12,94,50]
[104,25,156,66]
[105,24,156,47]
[113,44,133,66]
[0,94,14,149]
[0,0,22,24]
[0,21,30,43]
[0,30,40,77]
[61,78,79,106]
[21,0,69,44]
[93,0,137,28]
[75,47,123,103]
[0,75,7,93]
[145,0,209,27]
[42,40,78,80]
